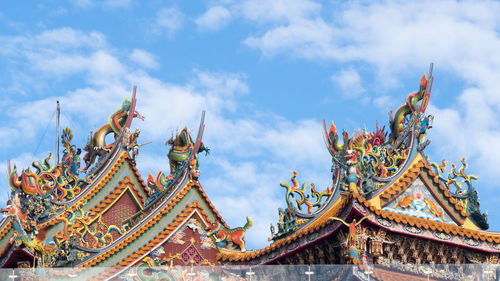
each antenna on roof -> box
[56,100,60,165]
[428,62,434,79]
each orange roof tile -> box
[79,180,228,267]
[216,194,350,262]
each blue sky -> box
[1,0,500,249]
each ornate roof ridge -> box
[37,150,130,229]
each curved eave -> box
[216,193,351,263]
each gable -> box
[382,177,456,225]
[373,154,470,226]
[152,214,219,266]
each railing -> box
[1,264,498,281]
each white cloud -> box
[195,6,232,32]
[331,68,365,98]
[373,95,391,110]
[130,49,159,70]
[194,70,249,97]
[73,0,93,8]
[103,0,132,8]
[0,28,106,55]
[156,7,184,37]
[72,0,132,9]
[240,0,321,23]
[244,18,334,58]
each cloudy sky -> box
[1,0,500,249]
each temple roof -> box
[0,91,227,271]
[215,69,500,264]
[0,71,498,274]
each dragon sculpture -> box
[323,73,433,196]
[82,98,144,172]
[166,127,209,177]
[145,125,209,197]
[59,201,122,249]
[389,73,431,144]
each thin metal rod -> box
[56,100,60,164]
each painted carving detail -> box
[206,216,252,252]
[383,179,452,224]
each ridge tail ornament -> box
[280,171,332,215]
[427,156,488,229]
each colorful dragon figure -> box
[324,120,407,181]
[145,129,209,195]
[59,201,122,249]
[389,73,432,144]
[166,127,209,176]
[279,171,332,215]
[205,217,253,252]
[82,98,144,171]
[146,171,169,192]
[9,152,90,203]
[322,73,434,191]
